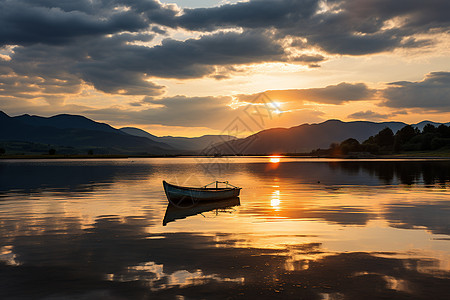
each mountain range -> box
[0,111,173,155]
[119,127,235,152]
[211,120,450,154]
[212,120,405,154]
[0,110,448,155]
[0,111,235,155]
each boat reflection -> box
[163,197,241,226]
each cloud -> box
[0,0,172,98]
[1,28,289,99]
[0,0,156,46]
[0,0,449,123]
[174,0,450,55]
[175,0,319,31]
[6,0,447,56]
[385,201,450,235]
[1,167,449,300]
[347,110,391,121]
[1,0,448,105]
[291,54,325,63]
[83,93,323,131]
[382,72,450,111]
[127,29,287,78]
[0,66,82,106]
[4,211,449,300]
[236,83,376,105]
[43,81,375,130]
[84,95,237,129]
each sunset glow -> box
[269,156,281,163]
[0,0,448,137]
[2,1,450,298]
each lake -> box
[1,157,449,299]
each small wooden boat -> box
[163,197,240,226]
[163,180,241,206]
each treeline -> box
[313,123,450,156]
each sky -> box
[1,0,449,137]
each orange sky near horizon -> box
[1,0,449,137]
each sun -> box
[270,101,283,115]
[269,155,281,163]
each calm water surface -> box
[1,157,449,299]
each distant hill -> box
[14,113,122,134]
[120,127,235,151]
[212,120,413,154]
[120,127,158,140]
[2,110,448,156]
[412,120,450,130]
[0,111,174,155]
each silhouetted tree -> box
[396,125,418,144]
[363,136,376,145]
[88,149,94,155]
[423,124,436,134]
[322,123,450,156]
[340,138,360,154]
[329,143,339,150]
[361,143,379,154]
[393,137,401,153]
[328,142,340,156]
[48,148,56,155]
[437,124,450,138]
[374,127,394,149]
[431,138,448,150]
[420,133,434,150]
[0,147,5,155]
[393,125,419,152]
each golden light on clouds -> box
[0,0,449,136]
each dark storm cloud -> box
[382,72,450,111]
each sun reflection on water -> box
[270,190,281,210]
[1,158,450,299]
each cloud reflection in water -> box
[0,158,450,299]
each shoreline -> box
[1,153,450,160]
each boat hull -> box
[163,181,241,205]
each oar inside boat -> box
[201,181,239,189]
